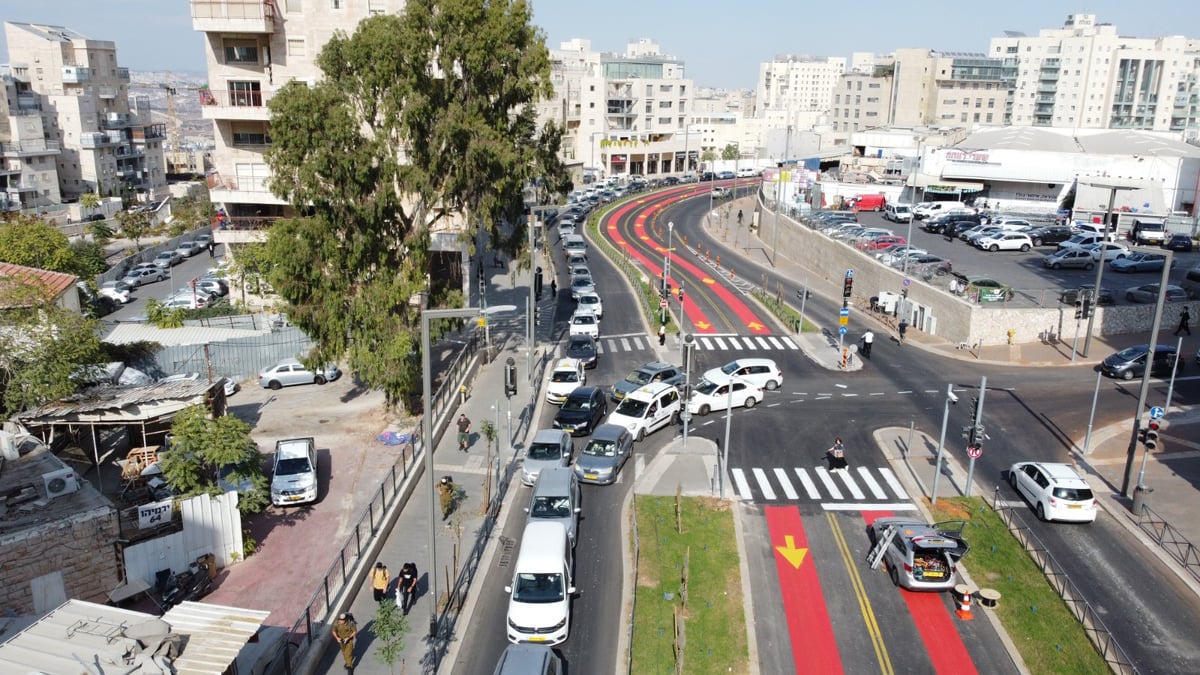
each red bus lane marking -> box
[764,506,843,674]
[861,511,979,675]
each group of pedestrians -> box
[336,561,420,670]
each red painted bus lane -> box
[861,510,978,675]
[764,506,843,674]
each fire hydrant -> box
[1006,328,1016,345]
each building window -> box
[658,117,671,124]
[659,101,672,109]
[368,0,387,14]
[961,112,968,122]
[974,113,981,122]
[224,41,259,64]
[659,84,673,93]
[975,98,982,108]
[988,99,995,109]
[287,39,306,57]
[331,0,344,8]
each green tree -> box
[158,405,269,514]
[0,279,103,417]
[115,209,159,251]
[169,195,213,237]
[262,4,567,407]
[0,216,78,272]
[701,149,717,163]
[87,220,115,246]
[67,240,108,279]
[80,191,102,219]
[721,143,740,161]
[372,600,411,674]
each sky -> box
[2,1,1200,88]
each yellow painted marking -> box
[827,512,894,675]
[774,535,808,569]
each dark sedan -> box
[1025,225,1074,246]
[565,334,598,369]
[1059,284,1115,306]
[1164,234,1194,252]
[553,386,608,436]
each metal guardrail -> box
[626,495,640,674]
[992,492,1138,674]
[1136,504,1200,584]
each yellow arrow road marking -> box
[775,535,808,569]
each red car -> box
[862,235,907,251]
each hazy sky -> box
[2,1,1199,88]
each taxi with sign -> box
[546,359,585,405]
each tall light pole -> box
[770,125,792,266]
[1122,246,1174,498]
[1082,181,1137,357]
[930,383,958,504]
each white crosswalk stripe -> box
[730,465,913,506]
[714,337,729,350]
[742,336,757,350]
[700,337,715,350]
[619,338,632,351]
[726,337,742,349]
[755,337,771,349]
[782,337,799,349]
[767,336,785,350]
[688,334,803,352]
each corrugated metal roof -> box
[104,322,270,346]
[19,379,219,421]
[0,599,269,674]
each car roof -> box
[590,423,628,442]
[515,521,568,571]
[627,381,676,398]
[276,437,314,459]
[532,428,568,444]
[637,361,675,373]
[532,466,575,494]
[565,386,600,400]
[1016,462,1090,487]
[553,358,581,370]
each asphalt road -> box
[102,244,230,323]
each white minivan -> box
[605,382,680,442]
[505,521,576,645]
[884,203,913,223]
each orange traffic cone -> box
[956,588,974,621]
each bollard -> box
[705,248,710,262]
[683,235,688,248]
[1007,328,1015,345]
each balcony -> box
[199,88,270,121]
[206,172,287,209]
[80,132,119,149]
[117,67,130,82]
[61,66,91,83]
[131,124,167,142]
[98,86,119,99]
[191,0,277,34]
[0,140,61,157]
[103,112,132,129]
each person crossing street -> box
[1176,306,1192,336]
[860,330,874,359]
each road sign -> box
[967,445,982,459]
[839,308,850,317]
[659,299,669,309]
[838,326,847,336]
[1149,406,1165,419]
[839,316,849,326]
[902,278,911,287]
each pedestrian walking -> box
[737,209,744,226]
[861,330,874,358]
[456,414,471,451]
[944,225,954,242]
[370,562,390,603]
[398,562,419,614]
[1176,306,1192,336]
[828,437,848,473]
[207,241,215,258]
[898,319,908,345]
[657,323,667,346]
[551,278,557,298]
[332,613,357,670]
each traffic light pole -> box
[964,375,986,497]
[1121,247,1173,497]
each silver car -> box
[572,424,634,485]
[522,429,572,486]
[525,467,581,547]
[122,266,168,287]
[257,358,342,389]
[868,517,970,591]
[569,275,595,300]
[1125,283,1189,303]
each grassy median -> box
[929,498,1109,675]
[631,495,749,675]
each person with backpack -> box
[369,562,390,603]
[399,562,419,614]
[332,612,357,670]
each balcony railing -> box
[191,0,277,33]
[132,124,167,142]
[1,140,62,155]
[61,66,91,83]
[104,112,132,129]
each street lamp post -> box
[770,125,792,266]
[930,383,958,505]
[1082,181,1138,357]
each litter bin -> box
[1132,485,1153,515]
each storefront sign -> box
[945,150,992,164]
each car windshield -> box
[583,439,617,457]
[527,442,562,461]
[573,315,594,325]
[625,369,653,385]
[530,496,572,519]
[561,397,592,412]
[719,362,741,376]
[615,398,649,418]
[1052,487,1093,501]
[550,371,579,383]
[276,457,312,475]
[568,341,594,355]
[572,278,590,288]
[1114,346,1146,360]
[512,572,564,603]
[694,379,719,395]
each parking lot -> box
[843,211,1200,307]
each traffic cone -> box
[956,588,974,620]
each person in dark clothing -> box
[456,414,471,452]
[398,562,419,614]
[208,242,216,258]
[898,319,908,345]
[828,437,848,473]
[1176,307,1192,336]
[551,279,557,298]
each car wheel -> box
[765,380,779,391]
[873,206,882,212]
[744,397,757,409]
[1033,238,1043,246]
[989,244,999,252]
[1122,369,1134,381]
[315,375,327,385]
[1051,262,1063,270]
[636,428,645,442]
[699,404,710,416]
[268,380,282,390]
[1008,471,1018,489]
[1085,263,1094,270]
[1020,244,1030,252]
[889,563,900,586]
[1036,503,1048,521]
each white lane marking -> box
[842,393,858,397]
[923,389,938,394]
[835,384,848,389]
[795,468,820,499]
[727,337,743,350]
[767,403,782,407]
[702,420,716,426]
[791,392,807,396]
[620,338,632,351]
[731,468,753,499]
[752,468,777,500]
[823,503,920,511]
[869,392,885,396]
[856,467,888,500]
[897,390,913,395]
[814,467,844,499]
[774,468,799,499]
[596,341,606,354]
[742,337,757,350]
[700,337,714,350]
[603,331,650,339]
[782,337,799,349]
[715,337,729,350]
[754,337,770,349]
[631,336,646,350]
[836,469,866,500]
[767,336,785,349]
[879,467,909,500]
[816,396,832,400]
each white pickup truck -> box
[1130,218,1168,245]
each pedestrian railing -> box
[992,493,1138,674]
[1136,504,1200,584]
[626,493,641,674]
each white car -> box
[161,294,208,310]
[98,280,133,304]
[605,381,681,442]
[1084,242,1130,262]
[703,358,782,391]
[877,246,927,265]
[568,311,599,339]
[975,232,1033,252]
[1008,462,1097,523]
[686,373,763,416]
[577,292,603,319]
[546,358,585,404]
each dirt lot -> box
[203,373,412,628]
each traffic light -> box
[1143,421,1160,450]
[677,287,685,302]
[970,397,980,421]
[1075,297,1091,320]
[504,357,517,398]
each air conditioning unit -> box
[43,468,80,499]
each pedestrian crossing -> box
[593,333,799,354]
[730,465,918,510]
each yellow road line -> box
[826,511,895,675]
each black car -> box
[661,176,679,186]
[1059,284,1115,306]
[700,171,715,182]
[565,335,598,369]
[940,220,978,239]
[553,386,608,436]
[1164,233,1195,252]
[924,212,981,233]
[1025,225,1074,247]
[1100,344,1181,380]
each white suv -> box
[1007,462,1097,522]
[605,382,681,442]
[703,358,782,391]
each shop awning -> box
[911,174,985,193]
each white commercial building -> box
[756,55,846,131]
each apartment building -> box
[546,38,696,178]
[2,22,167,204]
[989,13,1200,133]
[755,55,846,130]
[1,65,62,212]
[831,71,891,133]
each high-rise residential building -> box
[1,64,62,212]
[545,38,696,177]
[988,13,1200,133]
[2,23,167,204]
[831,71,891,133]
[755,55,846,130]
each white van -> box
[605,381,681,442]
[505,521,576,645]
[914,201,966,220]
[884,203,913,223]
